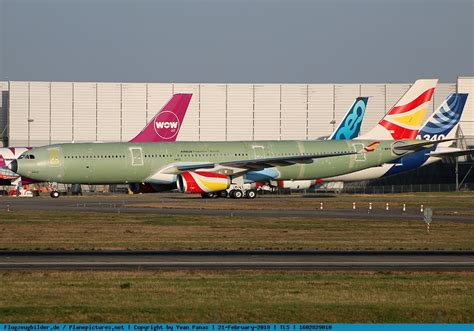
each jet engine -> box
[177,171,230,193]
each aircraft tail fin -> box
[360,79,438,140]
[129,94,192,143]
[417,93,468,145]
[329,97,368,140]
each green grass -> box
[0,210,472,250]
[126,191,474,215]
[0,270,472,323]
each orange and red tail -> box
[359,79,437,140]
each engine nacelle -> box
[177,171,230,193]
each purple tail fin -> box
[129,94,192,143]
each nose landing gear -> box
[50,190,61,198]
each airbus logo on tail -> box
[153,110,181,140]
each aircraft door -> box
[353,143,366,161]
[130,147,144,166]
[252,145,266,159]
[48,148,62,167]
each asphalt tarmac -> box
[0,250,472,270]
[1,195,473,222]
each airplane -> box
[260,79,438,190]
[10,136,452,199]
[0,94,192,189]
[324,93,471,182]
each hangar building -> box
[1,77,473,148]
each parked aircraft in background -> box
[11,136,451,198]
[328,97,368,140]
[264,79,438,190]
[0,94,192,189]
[359,79,437,140]
[129,94,192,143]
[0,148,32,185]
[325,93,471,182]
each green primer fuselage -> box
[16,140,408,184]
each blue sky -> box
[1,0,473,83]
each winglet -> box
[329,97,368,140]
[129,94,192,143]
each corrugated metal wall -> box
[5,80,469,146]
[0,82,8,147]
[457,77,474,142]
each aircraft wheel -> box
[246,189,257,199]
[50,191,60,199]
[218,190,228,198]
[201,193,210,199]
[233,189,243,199]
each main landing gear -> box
[201,188,257,199]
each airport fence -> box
[338,183,473,194]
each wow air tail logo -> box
[363,141,380,152]
[379,88,434,140]
[153,110,180,140]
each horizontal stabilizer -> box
[429,149,474,158]
[392,139,457,153]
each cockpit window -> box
[18,155,25,159]
[20,154,36,159]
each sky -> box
[0,0,473,83]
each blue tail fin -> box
[329,97,368,140]
[417,93,468,141]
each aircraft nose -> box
[8,159,18,173]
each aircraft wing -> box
[175,151,357,173]
[428,149,474,158]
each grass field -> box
[0,210,472,250]
[126,191,474,216]
[0,193,472,323]
[0,270,472,323]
